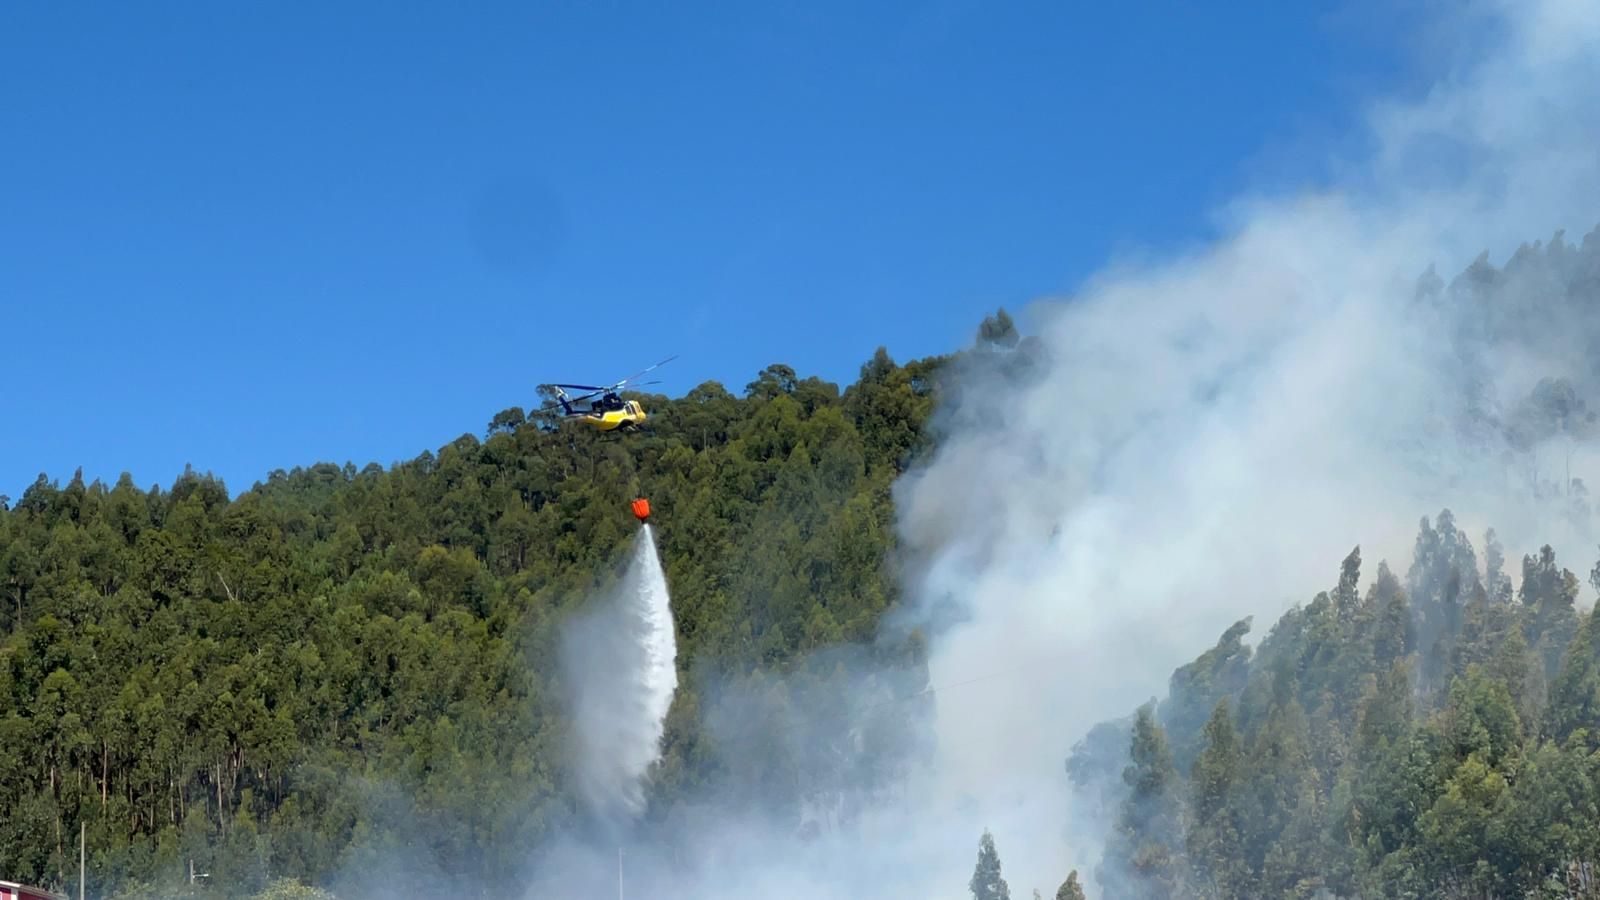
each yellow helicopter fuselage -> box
[578,400,647,432]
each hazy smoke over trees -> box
[311,0,1600,896]
[519,0,1600,892]
[530,0,1600,893]
[882,0,1600,892]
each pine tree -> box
[1352,660,1411,765]
[1408,511,1481,696]
[970,829,1012,900]
[977,308,1020,348]
[1099,704,1188,899]
[1521,545,1582,682]
[1366,562,1414,669]
[1188,699,1249,898]
[1440,669,1523,767]
[1545,603,1600,747]
[1056,871,1086,900]
[1161,617,1252,772]
[1484,528,1512,604]
[1334,545,1361,622]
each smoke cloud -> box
[892,0,1600,891]
[473,1,1600,897]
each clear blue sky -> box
[1,1,1423,499]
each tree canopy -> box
[11,224,1600,900]
[1071,520,1600,899]
[0,346,949,898]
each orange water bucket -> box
[631,498,651,522]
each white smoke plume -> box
[519,2,1600,897]
[890,0,1600,891]
[557,524,678,828]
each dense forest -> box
[1062,517,1600,898]
[0,341,963,898]
[9,227,1600,900]
[1057,229,1600,899]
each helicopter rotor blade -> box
[543,357,676,405]
[613,355,678,388]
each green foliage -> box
[250,879,337,900]
[1186,699,1249,898]
[0,351,947,898]
[1161,618,1252,773]
[1055,870,1086,900]
[970,829,1013,900]
[1546,602,1600,749]
[976,308,1020,349]
[1076,513,1600,900]
[1100,704,1189,899]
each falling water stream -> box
[560,524,679,827]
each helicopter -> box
[537,355,677,434]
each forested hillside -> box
[1069,522,1600,898]
[0,347,953,898]
[1056,231,1600,900]
[11,226,1600,900]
